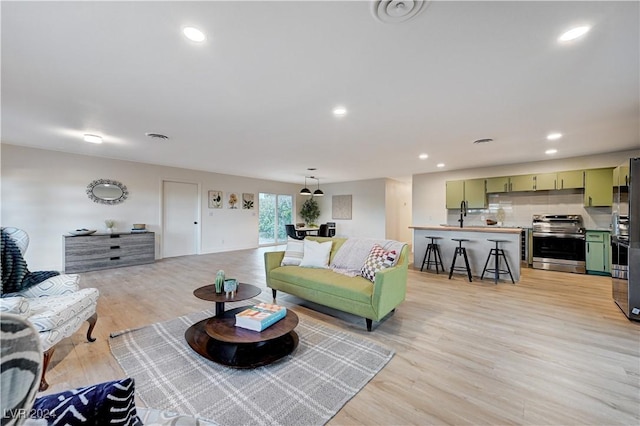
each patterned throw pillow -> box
[281,238,305,266]
[31,377,141,425]
[360,244,398,282]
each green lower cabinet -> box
[585,231,610,276]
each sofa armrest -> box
[18,274,80,298]
[264,251,285,287]
[371,245,409,318]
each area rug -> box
[109,303,394,426]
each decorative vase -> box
[214,270,225,294]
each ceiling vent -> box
[371,0,429,24]
[473,138,494,144]
[145,133,169,140]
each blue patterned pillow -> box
[31,377,141,425]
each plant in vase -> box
[104,219,116,234]
[300,198,320,227]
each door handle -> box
[194,222,198,225]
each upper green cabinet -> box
[557,170,584,189]
[485,177,510,193]
[535,173,557,191]
[613,164,630,187]
[445,180,465,209]
[464,179,487,208]
[445,179,486,209]
[584,168,614,207]
[509,174,535,192]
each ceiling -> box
[2,1,639,184]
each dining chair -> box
[318,224,330,237]
[285,224,304,240]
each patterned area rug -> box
[109,304,394,426]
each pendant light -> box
[300,177,312,195]
[313,178,324,197]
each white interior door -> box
[163,180,199,258]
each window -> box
[258,193,293,245]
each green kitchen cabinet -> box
[584,168,614,207]
[509,174,535,192]
[446,180,465,209]
[557,170,584,189]
[485,176,510,193]
[586,231,610,275]
[535,173,557,190]
[613,164,630,187]
[445,179,486,209]
[465,178,487,208]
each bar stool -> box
[481,239,515,284]
[448,238,473,282]
[420,236,445,273]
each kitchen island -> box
[410,226,522,282]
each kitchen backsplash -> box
[446,189,613,230]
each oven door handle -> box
[532,232,586,239]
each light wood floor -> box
[42,247,639,425]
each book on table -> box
[235,303,287,332]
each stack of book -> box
[235,303,286,332]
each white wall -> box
[412,149,640,232]
[1,144,301,269]
[2,144,408,270]
[295,179,388,239]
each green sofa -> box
[264,237,408,331]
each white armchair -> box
[0,227,99,390]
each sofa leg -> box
[40,347,55,391]
[365,318,373,332]
[86,313,98,342]
[272,289,277,299]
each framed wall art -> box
[208,190,223,209]
[332,195,352,220]
[242,193,255,209]
[228,193,239,209]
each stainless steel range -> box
[532,214,586,273]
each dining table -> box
[295,226,320,236]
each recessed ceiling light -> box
[558,26,590,42]
[183,27,206,42]
[547,132,563,141]
[436,163,445,168]
[545,149,558,155]
[419,153,428,160]
[333,106,347,117]
[83,134,103,144]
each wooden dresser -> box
[64,232,155,273]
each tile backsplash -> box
[446,190,613,230]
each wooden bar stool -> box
[481,239,515,284]
[448,238,473,282]
[420,236,444,273]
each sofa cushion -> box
[28,288,99,333]
[281,238,304,266]
[305,236,347,264]
[299,240,332,269]
[0,296,31,318]
[361,244,398,282]
[32,377,141,425]
[270,266,373,304]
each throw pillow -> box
[281,238,305,266]
[31,377,141,425]
[361,244,398,282]
[299,239,332,269]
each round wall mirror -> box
[86,179,128,205]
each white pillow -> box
[281,238,305,266]
[299,239,332,269]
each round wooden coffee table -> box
[185,283,299,368]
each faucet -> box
[458,200,467,228]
